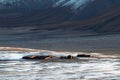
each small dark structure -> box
[60,55,74,59]
[77,54,91,57]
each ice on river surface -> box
[0,51,120,80]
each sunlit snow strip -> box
[0,47,119,61]
[0,50,119,61]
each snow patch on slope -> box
[54,0,95,10]
[0,0,95,11]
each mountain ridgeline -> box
[0,0,120,35]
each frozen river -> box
[0,51,120,80]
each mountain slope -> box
[0,0,120,36]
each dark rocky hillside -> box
[0,0,120,36]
